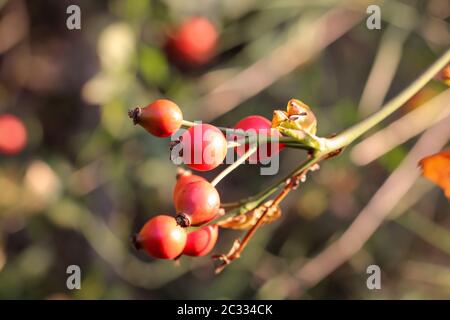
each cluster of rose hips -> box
[129,99,283,260]
[131,170,220,259]
[128,17,295,262]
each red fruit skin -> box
[175,180,220,227]
[0,114,27,155]
[166,17,218,66]
[173,172,206,204]
[132,99,183,137]
[183,225,219,257]
[233,115,284,162]
[180,124,227,171]
[135,215,187,259]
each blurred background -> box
[0,0,449,299]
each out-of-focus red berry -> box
[166,17,218,66]
[0,114,27,155]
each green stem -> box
[182,119,309,145]
[228,141,311,150]
[181,119,197,127]
[220,155,320,219]
[227,141,241,149]
[328,48,450,150]
[182,120,250,135]
[211,145,258,187]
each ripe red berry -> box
[128,99,183,137]
[132,215,187,259]
[175,180,220,227]
[166,17,218,66]
[183,225,219,257]
[0,114,27,155]
[179,124,227,171]
[233,115,283,162]
[173,170,206,204]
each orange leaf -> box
[419,149,450,199]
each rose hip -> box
[129,99,183,137]
[233,115,283,162]
[175,180,220,227]
[132,215,186,259]
[179,124,227,171]
[173,169,207,203]
[183,225,219,257]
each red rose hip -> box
[179,124,227,171]
[183,224,219,257]
[128,99,183,137]
[233,115,283,162]
[175,180,220,227]
[132,215,187,259]
[173,169,206,203]
[166,17,218,66]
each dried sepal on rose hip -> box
[132,215,187,259]
[272,99,317,135]
[183,224,219,257]
[128,99,183,137]
[175,180,220,227]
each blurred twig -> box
[419,16,450,49]
[0,0,28,54]
[397,210,450,256]
[358,25,413,115]
[351,89,450,166]
[46,200,198,290]
[329,48,450,149]
[401,261,450,290]
[199,6,364,121]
